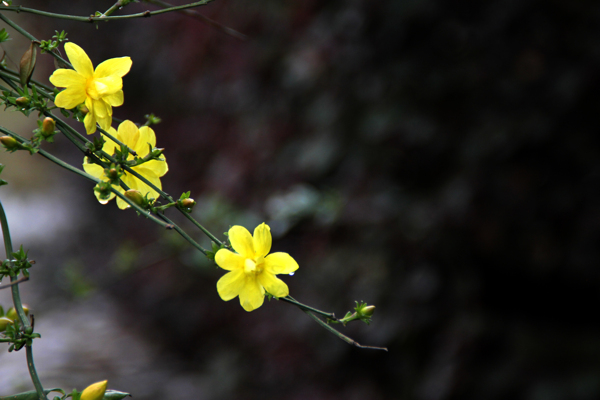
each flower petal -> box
[257,272,289,298]
[264,252,299,275]
[238,277,265,311]
[215,249,245,271]
[54,87,87,109]
[216,269,246,301]
[94,98,109,118]
[101,128,119,155]
[141,159,168,177]
[95,57,132,79]
[253,223,272,258]
[82,157,104,178]
[117,120,140,146]
[49,69,86,88]
[96,113,112,132]
[95,76,122,96]
[229,226,255,258]
[104,90,124,107]
[83,110,97,134]
[131,166,163,196]
[135,126,156,154]
[65,43,94,79]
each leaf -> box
[0,28,10,43]
[19,42,37,88]
[103,390,132,400]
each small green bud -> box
[180,198,196,209]
[107,168,119,181]
[41,117,55,137]
[6,305,29,322]
[359,305,375,317]
[151,148,164,158]
[0,316,14,332]
[78,104,89,114]
[124,189,145,207]
[0,136,21,151]
[15,96,30,107]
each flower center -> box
[244,258,264,276]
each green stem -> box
[0,201,48,399]
[157,213,208,254]
[181,213,223,246]
[0,1,215,22]
[281,296,336,320]
[102,1,126,17]
[302,310,387,351]
[0,14,70,67]
[142,0,247,41]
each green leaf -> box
[0,28,10,43]
[103,390,132,400]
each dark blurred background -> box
[1,0,600,399]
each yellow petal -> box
[141,159,168,177]
[96,113,112,132]
[93,98,109,118]
[238,277,265,311]
[253,223,272,258]
[101,128,119,156]
[136,126,156,154]
[82,157,104,178]
[54,87,87,109]
[49,69,86,88]
[216,269,246,301]
[257,271,289,298]
[117,120,140,146]
[80,380,107,400]
[131,166,162,196]
[95,76,122,96]
[104,90,124,107]
[64,43,94,79]
[83,110,97,134]
[115,186,130,210]
[264,252,299,275]
[229,226,254,258]
[95,56,132,78]
[215,249,245,271]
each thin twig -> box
[0,275,29,289]
[143,0,247,40]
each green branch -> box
[0,1,215,22]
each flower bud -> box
[6,305,29,322]
[15,96,30,107]
[41,117,55,137]
[180,198,196,209]
[0,316,14,332]
[124,189,145,207]
[78,104,89,114]
[81,380,108,400]
[360,305,375,317]
[0,136,20,151]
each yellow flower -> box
[49,42,132,134]
[215,223,299,311]
[83,120,168,209]
[80,380,107,400]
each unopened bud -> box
[107,168,119,181]
[0,317,14,332]
[181,198,196,209]
[6,305,29,322]
[15,96,30,107]
[78,104,89,114]
[41,117,55,137]
[360,305,375,317]
[0,136,20,151]
[124,189,145,207]
[81,380,108,400]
